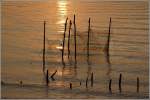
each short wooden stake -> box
[80,81,82,86]
[86,77,88,88]
[137,77,139,93]
[20,80,23,86]
[46,70,49,86]
[119,73,122,93]
[109,79,112,93]
[70,83,72,89]
[91,72,93,87]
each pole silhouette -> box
[68,20,72,59]
[73,14,77,64]
[46,70,49,86]
[43,21,46,71]
[70,83,72,89]
[119,73,122,93]
[62,18,68,63]
[107,17,111,57]
[91,72,93,87]
[87,18,91,58]
[109,79,112,93]
[137,77,139,93]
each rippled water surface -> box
[1,0,149,99]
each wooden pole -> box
[86,76,88,88]
[80,81,82,86]
[87,18,91,58]
[51,70,57,81]
[109,79,112,93]
[137,77,139,93]
[20,81,23,86]
[62,18,68,63]
[107,17,111,57]
[70,83,72,89]
[68,20,72,59]
[91,72,93,87]
[46,70,49,86]
[119,73,122,93]
[73,14,77,64]
[43,21,46,71]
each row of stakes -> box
[109,74,140,93]
[45,70,140,93]
[61,15,111,64]
[42,15,78,71]
[42,15,140,93]
[42,14,111,70]
[61,15,98,65]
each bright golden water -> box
[1,0,149,99]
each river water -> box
[1,0,149,99]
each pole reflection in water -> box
[104,51,112,79]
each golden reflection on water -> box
[56,46,63,50]
[57,67,74,77]
[56,0,68,25]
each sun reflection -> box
[57,0,68,25]
[56,67,77,78]
[56,46,63,50]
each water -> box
[1,0,149,99]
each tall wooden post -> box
[68,20,72,59]
[73,14,77,64]
[87,18,91,58]
[62,18,68,63]
[43,21,46,71]
[107,17,111,57]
